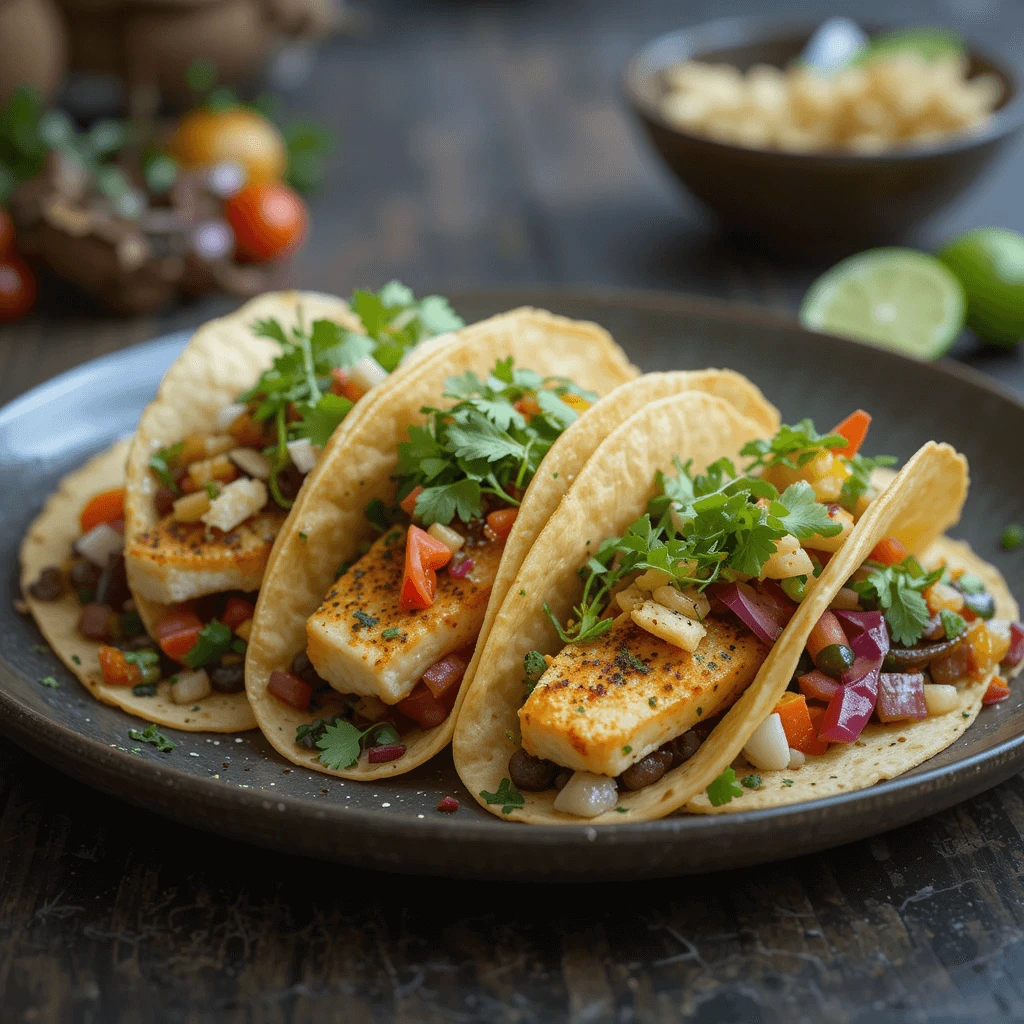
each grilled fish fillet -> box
[306,528,503,703]
[520,614,768,776]
[126,509,286,604]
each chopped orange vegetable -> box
[869,536,908,566]
[97,645,142,687]
[155,606,204,662]
[807,705,830,754]
[80,488,125,533]
[830,409,871,457]
[774,692,828,754]
[964,623,998,681]
[228,411,269,448]
[513,396,540,417]
[331,367,365,403]
[486,507,518,541]
[806,610,848,661]
[400,485,424,518]
[982,680,1011,705]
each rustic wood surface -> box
[4,0,1024,1020]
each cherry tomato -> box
[0,208,15,255]
[168,107,287,183]
[80,488,125,534]
[399,525,454,611]
[225,181,308,263]
[0,256,36,322]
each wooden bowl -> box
[623,18,1024,250]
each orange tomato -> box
[486,507,518,541]
[155,606,204,662]
[80,488,125,533]
[330,367,365,403]
[830,409,871,457]
[869,536,908,566]
[0,256,36,322]
[98,646,142,687]
[399,525,454,611]
[983,680,1011,705]
[225,181,308,263]
[167,107,287,182]
[399,485,423,518]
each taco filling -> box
[265,358,598,769]
[499,411,910,816]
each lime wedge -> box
[853,27,965,66]
[800,248,966,359]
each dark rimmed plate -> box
[3,288,1023,881]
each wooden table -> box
[4,1,1024,1019]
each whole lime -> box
[938,228,1024,347]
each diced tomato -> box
[399,526,454,611]
[421,647,472,705]
[514,396,540,417]
[268,670,312,711]
[331,367,365,403]
[486,507,518,541]
[774,693,815,753]
[799,669,841,704]
[806,610,848,662]
[807,705,830,752]
[222,596,256,632]
[869,536,908,566]
[830,410,871,458]
[399,485,423,518]
[397,682,450,729]
[964,623,996,681]
[983,680,1011,705]
[80,488,126,534]
[97,645,142,687]
[154,606,204,662]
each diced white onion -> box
[635,568,673,592]
[428,522,465,553]
[552,771,619,817]
[743,713,791,771]
[761,535,814,579]
[923,683,959,716]
[653,585,709,621]
[229,447,271,480]
[348,356,388,394]
[631,600,706,653]
[203,434,236,458]
[169,668,212,705]
[74,523,124,567]
[215,402,248,431]
[201,478,268,533]
[788,747,806,770]
[615,584,645,613]
[287,438,320,475]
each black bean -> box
[290,650,323,687]
[619,750,674,791]
[28,567,64,601]
[69,557,101,591]
[668,730,701,767]
[79,603,114,641]
[210,662,246,693]
[155,485,176,518]
[508,749,556,791]
[95,553,129,610]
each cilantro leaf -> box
[854,558,942,646]
[777,482,842,539]
[414,479,482,526]
[523,649,548,698]
[182,620,232,668]
[299,393,353,447]
[741,773,762,790]
[940,608,967,641]
[316,720,363,770]
[479,777,525,814]
[149,442,183,492]
[124,648,160,683]
[742,420,846,472]
[707,767,744,807]
[446,416,525,464]
[37,676,59,688]
[840,453,897,511]
[129,723,175,752]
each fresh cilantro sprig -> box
[479,777,525,815]
[315,719,402,770]
[182,620,233,668]
[523,650,547,697]
[546,458,841,645]
[707,767,744,806]
[129,723,175,752]
[149,442,184,493]
[239,285,463,508]
[741,420,847,472]
[850,556,944,646]
[840,452,898,512]
[395,357,596,526]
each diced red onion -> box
[713,581,792,646]
[799,669,841,703]
[834,610,889,661]
[876,672,928,722]
[818,685,875,743]
[1003,621,1024,669]
[841,656,883,701]
[421,652,469,699]
[367,743,406,764]
[756,581,797,626]
[449,556,474,579]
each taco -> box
[21,285,462,731]
[244,308,780,779]
[454,395,1009,823]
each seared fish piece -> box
[306,528,503,704]
[126,508,286,604]
[520,615,767,777]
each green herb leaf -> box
[742,420,846,472]
[382,627,402,640]
[124,648,160,684]
[852,557,942,646]
[840,453,897,511]
[777,482,843,539]
[37,676,59,688]
[299,393,353,447]
[940,608,967,641]
[129,723,175,752]
[352,610,379,630]
[181,620,232,668]
[523,649,548,697]
[149,442,183,492]
[707,767,744,807]
[316,720,364,770]
[740,773,762,789]
[479,777,525,815]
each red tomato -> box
[399,485,423,518]
[98,646,142,687]
[0,255,36,322]
[222,596,255,632]
[486,508,518,541]
[983,680,1011,705]
[399,526,454,611]
[421,648,471,703]
[80,488,126,534]
[0,208,14,255]
[869,536,908,566]
[155,606,204,662]
[225,181,308,263]
[268,670,312,711]
[330,368,365,403]
[397,682,449,729]
[830,409,871,457]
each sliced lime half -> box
[800,248,966,359]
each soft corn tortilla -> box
[453,385,968,823]
[686,535,1016,813]
[20,441,258,731]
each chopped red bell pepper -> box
[154,606,204,662]
[982,680,1011,705]
[397,682,450,728]
[268,670,313,711]
[97,645,142,687]
[399,525,454,611]
[80,488,126,534]
[222,596,255,632]
[830,409,871,458]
